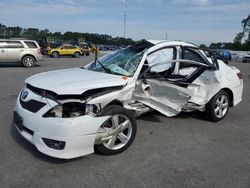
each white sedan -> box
[14,40,243,159]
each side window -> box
[147,48,176,73]
[182,48,205,63]
[175,48,206,77]
[0,41,7,48]
[24,41,38,48]
[7,41,24,48]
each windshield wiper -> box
[95,58,112,74]
[95,58,125,76]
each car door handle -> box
[1,50,5,53]
[20,50,24,52]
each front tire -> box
[22,56,35,68]
[52,51,59,58]
[206,90,230,122]
[94,105,137,155]
[74,52,80,58]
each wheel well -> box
[52,51,59,55]
[221,88,234,107]
[106,100,123,107]
[21,54,37,62]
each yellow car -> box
[48,44,82,58]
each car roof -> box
[146,39,197,53]
[147,39,197,48]
[62,44,73,46]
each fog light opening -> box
[42,138,65,150]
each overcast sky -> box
[0,0,249,45]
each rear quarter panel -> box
[190,61,243,106]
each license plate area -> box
[14,111,23,131]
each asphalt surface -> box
[0,55,250,188]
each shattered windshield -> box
[87,47,145,77]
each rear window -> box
[183,48,205,63]
[24,41,38,48]
[7,41,24,48]
[179,48,206,68]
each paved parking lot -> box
[0,56,250,188]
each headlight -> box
[43,103,101,118]
[85,104,101,116]
[43,102,84,118]
[43,105,63,118]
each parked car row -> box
[0,40,94,68]
[1,39,250,69]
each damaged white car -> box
[14,40,243,159]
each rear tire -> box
[22,56,35,68]
[206,90,230,122]
[94,105,137,155]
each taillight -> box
[237,72,243,80]
[37,48,42,54]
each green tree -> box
[209,42,223,49]
[0,22,136,46]
[234,32,245,43]
[0,23,6,37]
[242,14,250,42]
[8,26,22,37]
[199,44,207,49]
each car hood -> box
[25,68,128,95]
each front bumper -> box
[14,90,109,159]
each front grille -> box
[20,97,46,113]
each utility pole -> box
[166,32,168,40]
[123,0,128,38]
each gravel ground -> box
[0,56,250,188]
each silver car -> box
[0,39,43,67]
[242,53,250,63]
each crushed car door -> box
[133,46,211,117]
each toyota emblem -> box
[21,90,29,100]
